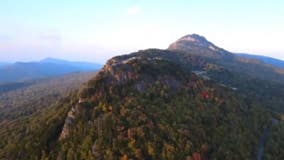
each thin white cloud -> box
[126,6,141,15]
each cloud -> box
[126,6,141,15]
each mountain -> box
[0,35,284,160]
[41,58,102,70]
[1,49,283,160]
[0,58,102,84]
[168,34,233,59]
[169,34,284,85]
[168,34,284,112]
[0,62,10,68]
[237,53,284,68]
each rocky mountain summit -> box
[168,34,233,59]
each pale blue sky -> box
[0,0,283,63]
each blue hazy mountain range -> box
[1,53,284,84]
[237,53,284,69]
[0,58,102,84]
[0,62,11,68]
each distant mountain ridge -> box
[0,62,10,68]
[40,57,102,70]
[237,53,284,69]
[0,58,102,84]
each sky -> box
[0,0,284,63]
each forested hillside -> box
[237,53,284,69]
[0,72,96,122]
[0,49,283,160]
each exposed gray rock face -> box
[168,34,233,59]
[59,106,76,140]
[59,99,89,140]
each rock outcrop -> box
[168,34,233,59]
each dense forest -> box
[0,49,283,160]
[0,72,96,122]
